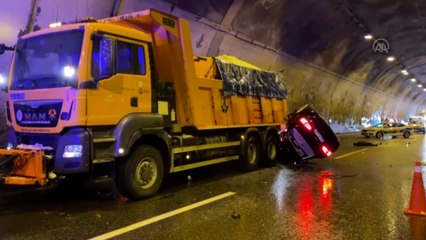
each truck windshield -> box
[10,30,84,90]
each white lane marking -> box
[89,191,236,240]
[334,148,369,160]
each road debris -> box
[353,141,378,146]
[231,210,241,219]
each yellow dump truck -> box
[0,9,288,198]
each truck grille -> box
[14,100,62,127]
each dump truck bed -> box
[191,56,288,129]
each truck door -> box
[86,36,152,126]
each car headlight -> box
[62,144,83,158]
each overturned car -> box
[280,105,340,162]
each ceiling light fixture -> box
[364,34,373,40]
[387,56,395,62]
[418,84,423,88]
[401,70,409,75]
[411,78,417,82]
[49,22,62,28]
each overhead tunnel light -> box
[49,22,62,28]
[411,78,417,82]
[418,84,423,88]
[387,56,395,62]
[401,70,409,75]
[364,34,373,40]
[423,88,426,92]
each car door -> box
[391,123,403,136]
[397,123,409,136]
[383,123,392,135]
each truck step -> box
[90,175,114,184]
[93,158,115,164]
[93,137,116,143]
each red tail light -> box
[321,145,332,157]
[299,117,313,131]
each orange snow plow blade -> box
[0,148,47,186]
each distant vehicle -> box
[408,117,425,134]
[361,123,411,139]
[280,105,340,161]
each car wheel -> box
[376,131,384,139]
[403,131,410,139]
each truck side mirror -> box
[0,44,5,55]
[0,44,15,55]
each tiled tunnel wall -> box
[0,0,421,134]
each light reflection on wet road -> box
[1,134,426,239]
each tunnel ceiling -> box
[166,0,426,102]
[0,0,425,112]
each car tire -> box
[403,131,410,139]
[376,131,384,139]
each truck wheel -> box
[264,133,279,166]
[116,145,164,199]
[403,131,410,139]
[241,135,261,171]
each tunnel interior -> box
[0,0,425,132]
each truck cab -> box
[6,17,162,172]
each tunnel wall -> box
[0,0,420,134]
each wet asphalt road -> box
[1,134,426,239]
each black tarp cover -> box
[214,56,287,99]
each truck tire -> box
[116,145,164,199]
[264,132,279,166]
[376,131,383,139]
[241,135,261,171]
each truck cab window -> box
[92,36,147,78]
[137,46,146,75]
[91,39,100,78]
[117,41,132,73]
[11,30,83,90]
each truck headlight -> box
[62,145,83,158]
